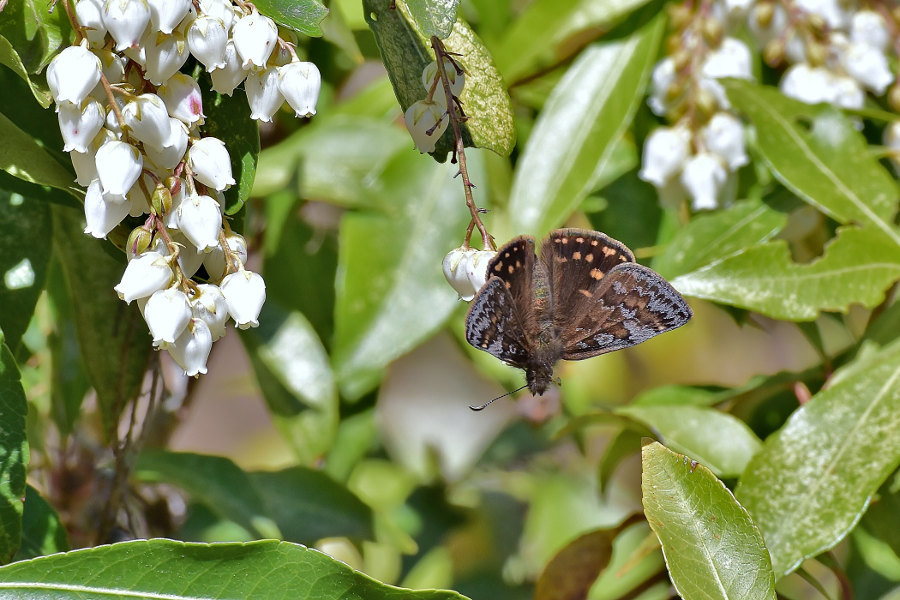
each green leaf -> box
[200,73,259,215]
[652,199,788,280]
[0,35,52,107]
[0,340,27,564]
[252,0,329,37]
[0,0,72,74]
[332,149,477,399]
[0,191,51,352]
[0,109,76,195]
[250,467,375,543]
[723,79,900,248]
[618,405,761,478]
[507,14,664,238]
[736,339,900,579]
[672,226,900,320]
[642,442,777,600]
[631,384,723,407]
[51,205,150,438]
[534,528,616,600]
[492,0,654,83]
[364,0,515,159]
[136,451,276,539]
[0,539,471,599]
[404,0,460,39]
[13,486,68,561]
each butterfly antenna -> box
[469,384,529,411]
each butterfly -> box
[465,229,692,405]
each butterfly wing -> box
[465,276,533,368]
[539,229,691,360]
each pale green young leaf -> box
[252,0,329,37]
[723,79,900,247]
[0,539,470,599]
[0,111,76,195]
[404,0,460,39]
[0,36,52,107]
[507,14,664,238]
[672,226,900,320]
[736,339,900,578]
[642,442,776,600]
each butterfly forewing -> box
[560,263,693,360]
[465,276,533,368]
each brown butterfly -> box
[465,229,692,406]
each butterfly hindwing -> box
[466,276,533,368]
[560,262,693,360]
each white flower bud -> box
[88,49,126,102]
[71,128,116,186]
[47,43,102,106]
[221,269,266,329]
[639,125,691,186]
[188,137,234,191]
[144,117,189,172]
[840,41,892,95]
[404,99,447,154]
[832,75,865,110]
[244,67,283,122]
[167,318,213,376]
[701,113,748,171]
[58,99,105,153]
[83,178,131,238]
[680,152,727,211]
[466,250,496,293]
[95,140,143,200]
[114,250,173,303]
[126,172,155,216]
[648,57,676,116]
[75,0,107,45]
[122,93,172,150]
[278,61,320,118]
[169,230,204,277]
[442,247,477,301]
[187,15,228,71]
[851,11,890,52]
[781,64,834,105]
[103,0,152,51]
[176,193,222,252]
[231,9,277,68]
[191,283,229,340]
[702,38,753,81]
[209,41,247,96]
[144,287,191,345]
[158,73,204,125]
[198,0,236,31]
[422,58,464,96]
[142,30,189,86]
[203,232,246,281]
[147,0,191,35]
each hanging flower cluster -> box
[639,1,900,210]
[404,57,466,153]
[442,246,496,301]
[47,0,321,376]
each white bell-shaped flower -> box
[221,268,266,329]
[422,57,465,96]
[168,230,204,277]
[442,247,477,301]
[680,152,727,211]
[83,179,131,239]
[147,0,191,35]
[122,93,173,150]
[58,99,105,153]
[158,73,204,125]
[278,61,321,117]
[75,0,107,45]
[198,0,236,31]
[188,15,228,70]
[126,172,156,216]
[142,30,189,86]
[702,38,753,81]
[840,41,892,95]
[144,117,189,172]
[231,9,277,68]
[701,113,748,171]
[851,10,890,51]
[188,137,234,191]
[466,250,496,293]
[95,140,143,200]
[209,41,247,96]
[831,75,865,110]
[794,0,850,29]
[47,43,102,105]
[88,49,126,102]
[203,232,247,281]
[404,99,447,154]
[167,318,214,376]
[648,57,676,116]
[780,64,834,105]
[191,283,229,340]
[102,0,152,51]
[176,193,222,252]
[144,287,191,345]
[639,125,691,186]
[70,128,116,186]
[114,250,173,303]
[244,67,284,122]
